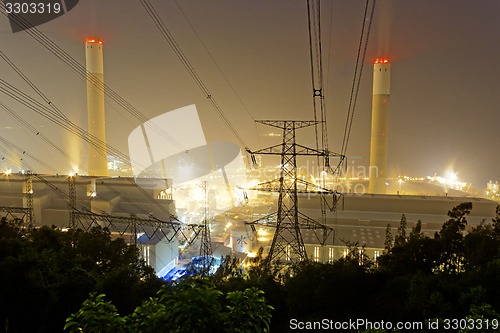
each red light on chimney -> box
[86,37,103,44]
[374,58,389,64]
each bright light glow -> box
[243,179,260,189]
[86,37,103,44]
[446,170,457,182]
[427,170,467,191]
[257,228,268,237]
[374,58,389,64]
[69,171,74,177]
[191,187,204,202]
[4,169,11,175]
[247,251,257,258]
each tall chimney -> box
[368,58,390,194]
[85,37,108,176]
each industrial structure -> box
[368,58,391,194]
[1,2,499,280]
[85,37,108,177]
[0,172,186,273]
[245,120,339,267]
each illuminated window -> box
[328,247,335,263]
[343,248,349,258]
[143,246,150,265]
[313,247,320,262]
[374,250,380,261]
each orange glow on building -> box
[374,58,389,64]
[85,37,103,44]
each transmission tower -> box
[68,173,76,229]
[199,181,213,272]
[24,171,34,228]
[61,174,205,250]
[246,120,342,267]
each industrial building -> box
[221,190,498,264]
[0,172,178,273]
[1,30,498,276]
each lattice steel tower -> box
[24,171,34,228]
[246,120,341,267]
[199,181,213,271]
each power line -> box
[0,5,192,155]
[0,134,57,173]
[307,0,328,152]
[140,0,248,148]
[174,0,257,124]
[0,100,77,166]
[340,0,377,158]
[173,0,262,148]
[0,51,69,122]
[0,79,152,173]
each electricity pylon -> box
[24,171,34,228]
[199,181,213,272]
[246,120,342,268]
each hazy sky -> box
[1,0,500,187]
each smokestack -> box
[85,37,108,176]
[368,58,390,194]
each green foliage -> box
[212,255,243,283]
[440,202,472,239]
[285,259,375,321]
[4,202,500,331]
[435,202,472,272]
[408,220,423,240]
[160,278,223,333]
[66,279,274,333]
[127,296,169,333]
[459,304,500,333]
[64,293,126,333]
[394,214,407,247]
[492,205,500,236]
[224,288,273,333]
[340,239,374,268]
[0,222,162,332]
[384,223,393,252]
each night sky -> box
[1,0,499,187]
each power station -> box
[1,7,498,280]
[368,58,391,194]
[85,37,108,177]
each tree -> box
[492,205,500,237]
[66,280,274,333]
[0,223,163,332]
[463,221,499,269]
[459,304,500,333]
[436,202,472,272]
[159,278,223,333]
[64,293,126,333]
[442,202,472,236]
[384,223,393,253]
[224,288,273,333]
[340,239,373,267]
[127,295,170,333]
[394,214,408,247]
[409,220,423,240]
[212,255,242,284]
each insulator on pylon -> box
[251,154,257,166]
